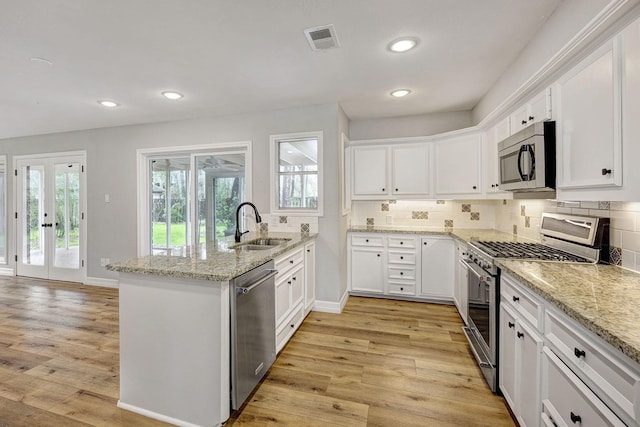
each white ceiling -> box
[0,0,562,140]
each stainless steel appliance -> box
[463,213,610,392]
[498,121,556,193]
[229,260,278,410]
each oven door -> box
[462,260,497,391]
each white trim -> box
[269,131,324,217]
[136,141,252,257]
[340,133,351,215]
[349,125,481,146]
[312,291,348,314]
[0,155,6,266]
[0,266,14,276]
[84,276,119,288]
[117,401,215,427]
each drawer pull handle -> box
[508,321,514,329]
[365,239,369,242]
[574,347,586,359]
[570,412,581,424]
[400,241,404,245]
[290,324,295,328]
[377,254,381,257]
[400,256,404,260]
[292,277,296,281]
[517,331,524,339]
[601,168,612,175]
[512,296,520,302]
[400,272,404,276]
[400,287,404,291]
[287,280,292,285]
[423,242,427,245]
[290,260,294,264]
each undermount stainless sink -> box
[232,238,291,251]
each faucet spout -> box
[235,202,262,242]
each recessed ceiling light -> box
[161,91,184,100]
[390,89,411,98]
[388,37,419,53]
[97,100,119,108]
[30,57,53,65]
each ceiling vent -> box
[304,24,340,51]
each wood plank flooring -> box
[0,276,514,426]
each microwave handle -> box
[518,145,536,181]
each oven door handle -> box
[464,259,490,282]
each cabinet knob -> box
[517,331,524,339]
[400,256,404,260]
[601,168,612,175]
[423,242,427,245]
[292,276,297,281]
[307,249,310,253]
[512,296,520,302]
[528,115,534,121]
[400,272,404,276]
[521,120,527,125]
[495,183,499,187]
[395,188,398,192]
[508,321,515,329]
[382,188,385,192]
[290,260,294,264]
[288,280,292,285]
[574,347,586,359]
[491,184,495,188]
[400,287,404,291]
[377,254,380,257]
[365,239,369,242]
[472,185,477,190]
[400,241,404,245]
[290,324,295,328]
[570,412,582,424]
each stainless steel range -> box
[462,213,610,392]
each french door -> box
[15,153,86,282]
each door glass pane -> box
[150,158,190,254]
[196,153,245,244]
[54,162,80,269]
[22,165,45,266]
[0,159,5,264]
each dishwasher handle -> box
[236,269,278,294]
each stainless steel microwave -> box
[498,121,556,192]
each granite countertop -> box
[106,232,317,282]
[497,260,640,365]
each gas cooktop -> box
[471,241,593,263]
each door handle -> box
[41,223,53,228]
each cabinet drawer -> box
[388,282,416,296]
[275,247,304,273]
[351,235,384,247]
[545,309,640,424]
[388,251,416,265]
[388,266,416,280]
[388,236,416,248]
[276,305,304,353]
[542,347,625,427]
[501,274,543,330]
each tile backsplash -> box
[352,199,640,273]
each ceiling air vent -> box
[304,24,340,51]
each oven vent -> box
[304,24,340,51]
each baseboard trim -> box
[84,276,119,288]
[312,291,349,314]
[117,401,211,427]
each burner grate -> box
[474,241,593,263]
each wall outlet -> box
[100,258,110,267]
[386,215,393,224]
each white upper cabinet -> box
[352,146,388,197]
[391,144,430,196]
[554,36,622,190]
[485,118,510,194]
[435,133,482,195]
[509,89,552,134]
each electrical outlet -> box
[100,258,110,267]
[386,215,393,224]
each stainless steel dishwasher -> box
[229,260,278,410]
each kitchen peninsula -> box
[107,232,316,427]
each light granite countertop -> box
[106,232,317,282]
[497,260,640,364]
[350,225,640,365]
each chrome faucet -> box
[235,202,262,242]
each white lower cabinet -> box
[420,236,454,300]
[500,272,640,427]
[454,242,468,324]
[499,295,543,427]
[348,232,455,302]
[304,241,316,314]
[541,347,625,427]
[274,245,312,353]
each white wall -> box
[0,103,344,303]
[349,111,471,140]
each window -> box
[270,131,323,216]
[137,143,251,256]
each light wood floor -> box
[0,276,514,426]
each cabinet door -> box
[435,134,482,195]
[517,319,543,427]
[486,118,510,193]
[555,37,622,189]
[509,104,530,134]
[529,88,552,124]
[352,146,388,196]
[420,237,454,299]
[351,248,384,293]
[304,242,315,313]
[391,144,430,196]
[275,274,292,326]
[500,303,517,412]
[290,265,304,309]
